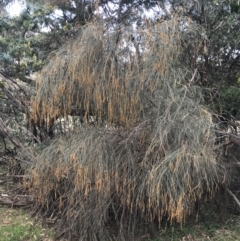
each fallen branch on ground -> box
[0,194,34,207]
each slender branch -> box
[225,163,240,168]
[227,188,240,208]
[0,117,25,149]
[0,117,35,163]
[117,0,124,21]
[189,68,198,86]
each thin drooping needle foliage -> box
[27,17,227,240]
[31,17,189,127]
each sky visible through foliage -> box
[6,1,25,17]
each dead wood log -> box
[0,194,34,207]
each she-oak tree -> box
[0,0,240,240]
